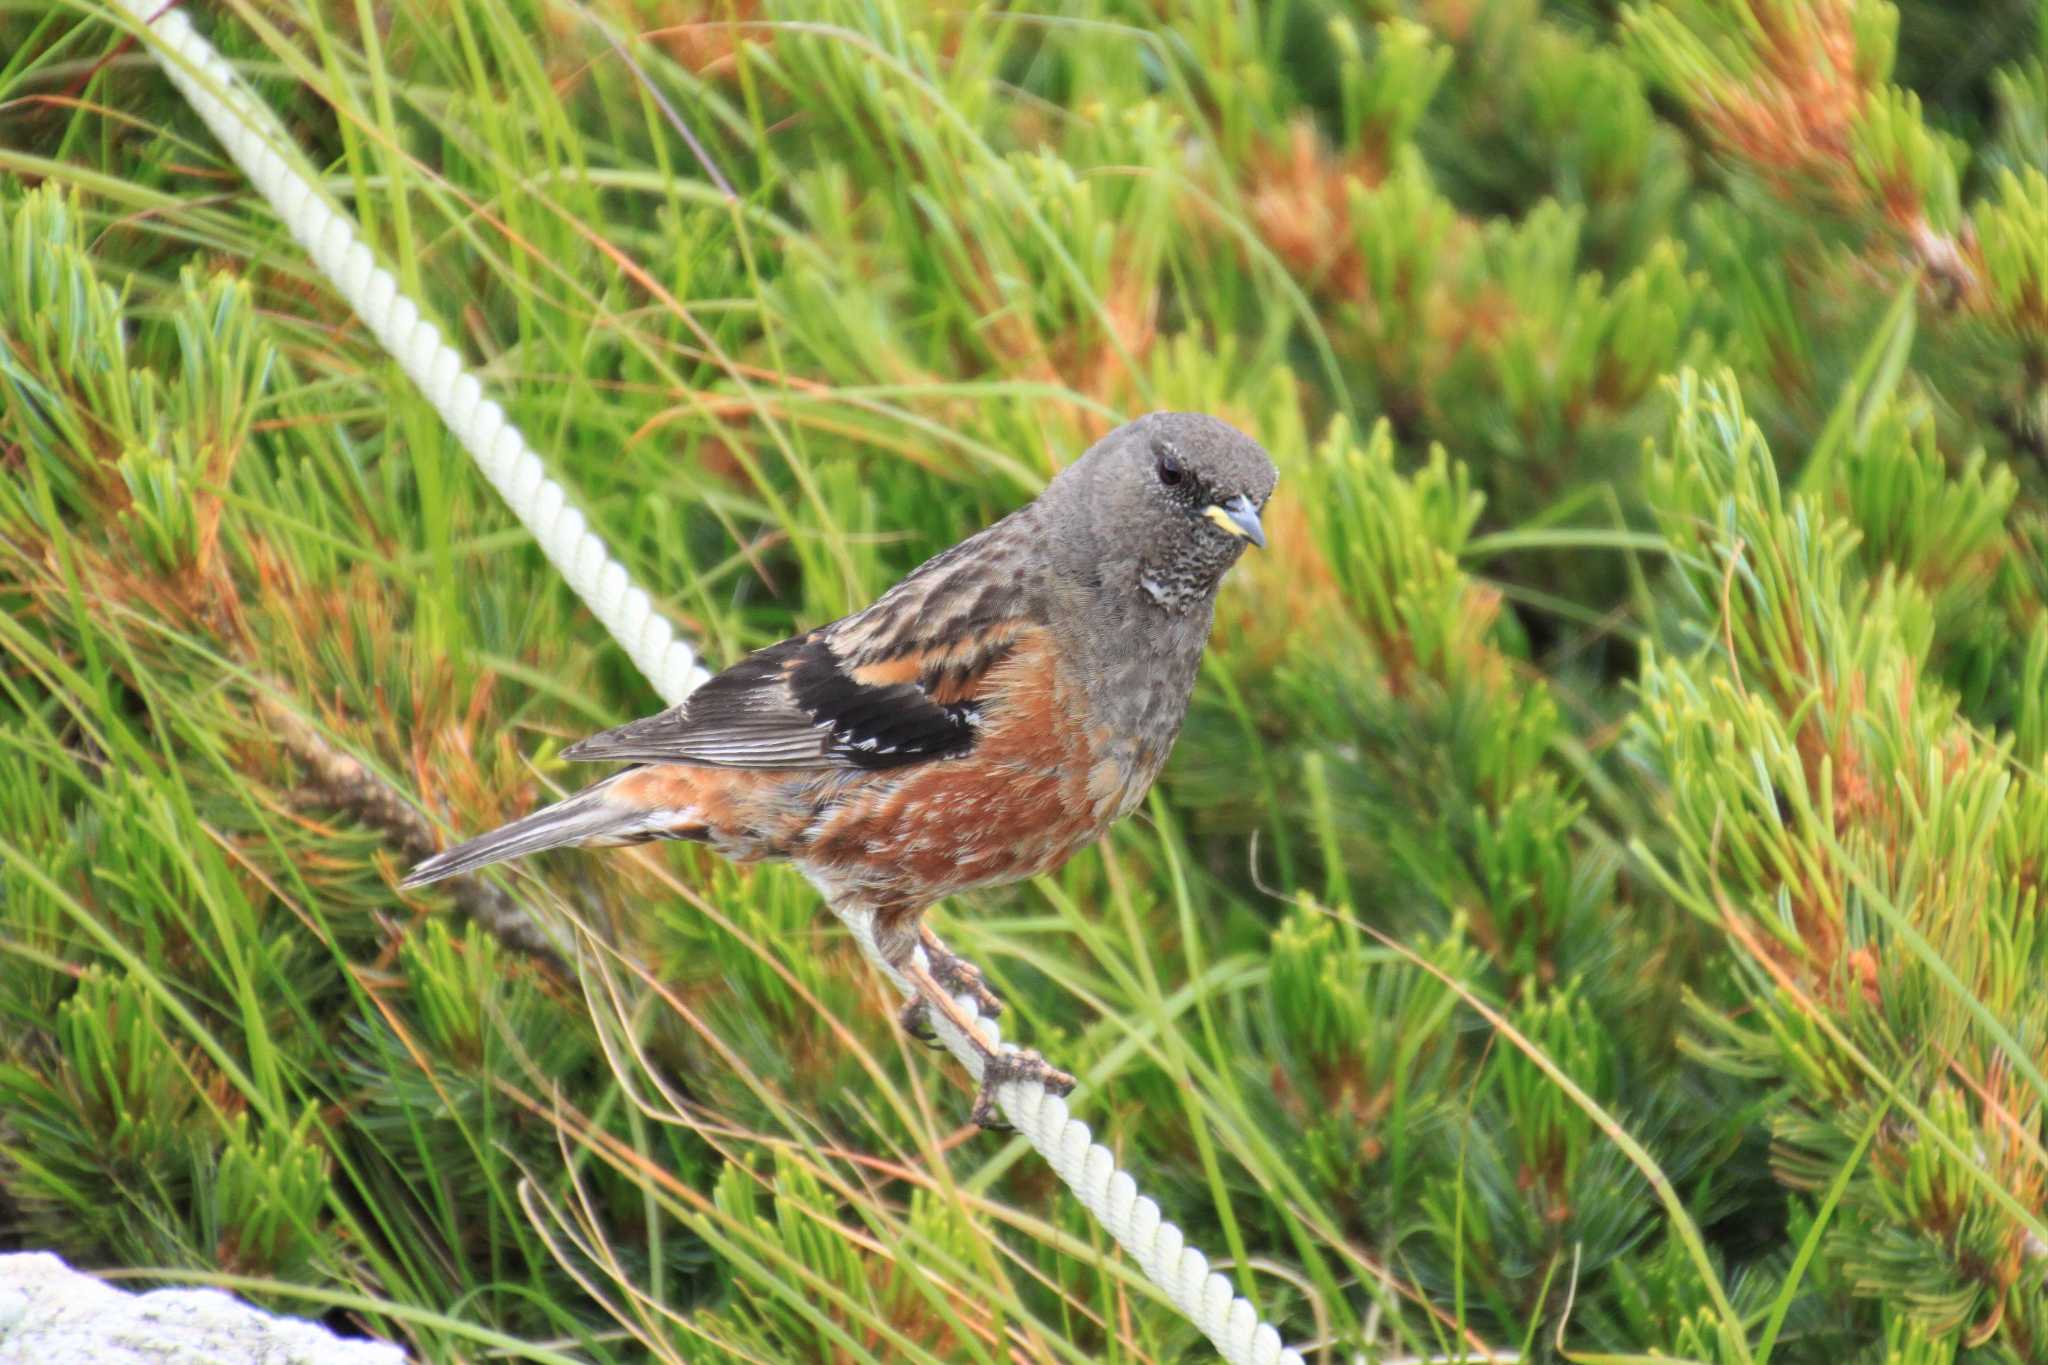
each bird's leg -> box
[896,996,943,1046]
[899,953,1074,1130]
[882,910,943,1046]
[917,924,1005,1018]
[972,1048,1079,1130]
[894,919,1003,1046]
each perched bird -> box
[404,412,1277,1125]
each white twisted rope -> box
[111,5,1305,1361]
[113,0,711,702]
[841,912,1305,1365]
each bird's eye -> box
[1154,446,1184,487]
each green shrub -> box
[4,0,2046,1359]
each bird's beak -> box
[1203,495,1267,549]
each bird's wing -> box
[560,536,1039,771]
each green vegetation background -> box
[5,0,2048,1360]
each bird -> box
[403,411,1278,1126]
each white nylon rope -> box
[112,0,712,702]
[110,5,1305,1360]
[841,912,1305,1365]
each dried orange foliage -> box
[0,298,556,938]
[1244,121,1385,297]
[965,236,1162,454]
[540,0,762,87]
[1693,2,1869,203]
[1673,1,1994,304]
[1062,258,1162,436]
[640,0,760,77]
[1418,0,1481,45]
[1238,123,1596,440]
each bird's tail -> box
[401,771,700,888]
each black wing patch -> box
[786,644,981,769]
[559,631,1000,771]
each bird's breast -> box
[791,634,1166,904]
[1070,594,1213,759]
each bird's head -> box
[1044,411,1278,612]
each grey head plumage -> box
[1010,411,1278,754]
[1033,411,1279,615]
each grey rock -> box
[0,1252,405,1364]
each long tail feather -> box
[402,773,673,887]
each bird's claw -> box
[897,997,947,1048]
[971,1049,1076,1130]
[921,938,1005,1019]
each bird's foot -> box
[972,1049,1076,1130]
[896,940,1065,1130]
[896,997,946,1048]
[919,928,1005,1019]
